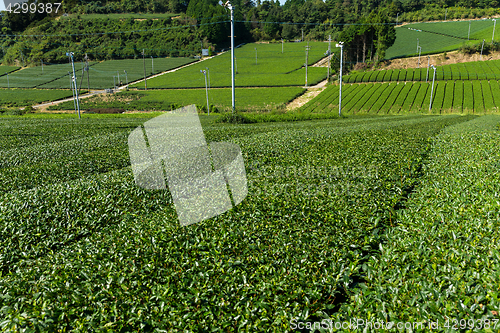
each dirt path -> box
[286,79,329,110]
[31,52,229,111]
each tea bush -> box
[0,114,473,331]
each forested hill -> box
[1,0,500,66]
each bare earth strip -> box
[381,50,500,70]
[287,79,329,110]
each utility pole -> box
[124,70,128,85]
[429,65,437,112]
[20,51,24,67]
[417,46,422,68]
[468,21,471,40]
[69,72,76,111]
[66,52,81,119]
[201,70,210,115]
[417,38,419,53]
[336,42,344,117]
[85,53,90,93]
[224,1,235,113]
[117,71,120,86]
[142,49,147,90]
[426,56,430,82]
[151,56,154,74]
[327,35,332,79]
[480,39,485,60]
[206,67,210,90]
[305,42,309,87]
[396,13,399,25]
[493,19,497,42]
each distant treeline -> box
[1,0,500,66]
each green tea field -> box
[0,57,195,89]
[48,87,306,112]
[0,62,80,89]
[1,113,499,331]
[386,19,496,59]
[0,89,79,108]
[345,58,500,83]
[0,66,20,77]
[38,57,196,90]
[131,42,332,89]
[300,80,500,114]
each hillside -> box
[2,0,500,67]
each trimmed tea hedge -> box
[336,115,500,330]
[0,114,471,331]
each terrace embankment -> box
[381,49,500,70]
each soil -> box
[286,79,328,110]
[380,49,500,70]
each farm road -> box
[31,52,227,111]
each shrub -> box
[4,109,24,115]
[215,112,254,124]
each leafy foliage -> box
[345,58,500,83]
[0,89,76,107]
[301,80,500,114]
[337,115,500,327]
[0,114,471,331]
[48,87,306,112]
[131,42,331,89]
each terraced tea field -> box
[0,66,20,77]
[406,19,494,39]
[345,58,500,83]
[39,57,196,90]
[385,19,495,59]
[0,57,194,89]
[336,115,500,328]
[4,113,498,331]
[0,62,78,88]
[131,42,332,89]
[0,89,78,108]
[48,87,306,111]
[300,81,500,114]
